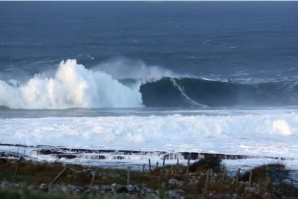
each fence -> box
[5,152,298,198]
[268,169,298,197]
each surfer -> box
[228,78,232,83]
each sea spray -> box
[93,57,179,80]
[0,59,143,109]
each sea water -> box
[1,2,298,171]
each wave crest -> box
[140,77,298,107]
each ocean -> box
[1,2,298,170]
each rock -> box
[169,178,179,185]
[39,183,48,191]
[144,188,156,197]
[185,179,198,189]
[91,185,99,192]
[165,190,180,198]
[177,181,185,187]
[27,185,36,190]
[174,189,185,196]
[1,181,11,188]
[57,154,76,159]
[67,184,83,194]
[169,178,179,187]
[48,183,62,193]
[140,188,145,195]
[12,182,23,188]
[161,182,166,188]
[103,185,113,192]
[262,192,271,199]
[113,156,125,160]
[116,185,127,193]
[133,185,140,192]
[111,173,121,178]
[146,191,158,198]
[111,183,117,188]
[245,187,256,193]
[126,184,134,192]
[90,170,97,176]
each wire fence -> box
[268,169,298,197]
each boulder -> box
[174,189,185,196]
[168,178,179,186]
[1,181,11,189]
[67,184,83,194]
[126,184,134,192]
[27,185,36,190]
[165,190,180,198]
[39,183,48,191]
[48,183,62,193]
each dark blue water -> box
[1,2,298,76]
[1,2,298,110]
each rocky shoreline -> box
[0,143,293,163]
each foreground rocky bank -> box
[0,157,297,199]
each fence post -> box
[12,156,22,183]
[249,170,252,187]
[127,166,130,185]
[186,154,191,176]
[205,168,210,193]
[156,162,159,169]
[210,168,214,181]
[265,166,270,192]
[149,159,151,172]
[223,166,226,181]
[266,166,269,183]
[163,156,165,169]
[90,168,98,188]
[291,179,293,197]
[49,166,68,185]
[142,164,145,172]
[236,168,240,186]
[158,169,162,191]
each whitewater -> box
[0,59,143,109]
[1,112,298,155]
[1,108,298,172]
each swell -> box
[139,77,298,107]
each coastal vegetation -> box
[0,156,297,199]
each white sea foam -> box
[1,112,298,159]
[0,59,142,109]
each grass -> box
[239,161,289,184]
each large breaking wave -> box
[1,59,298,109]
[0,59,142,109]
[140,77,298,107]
